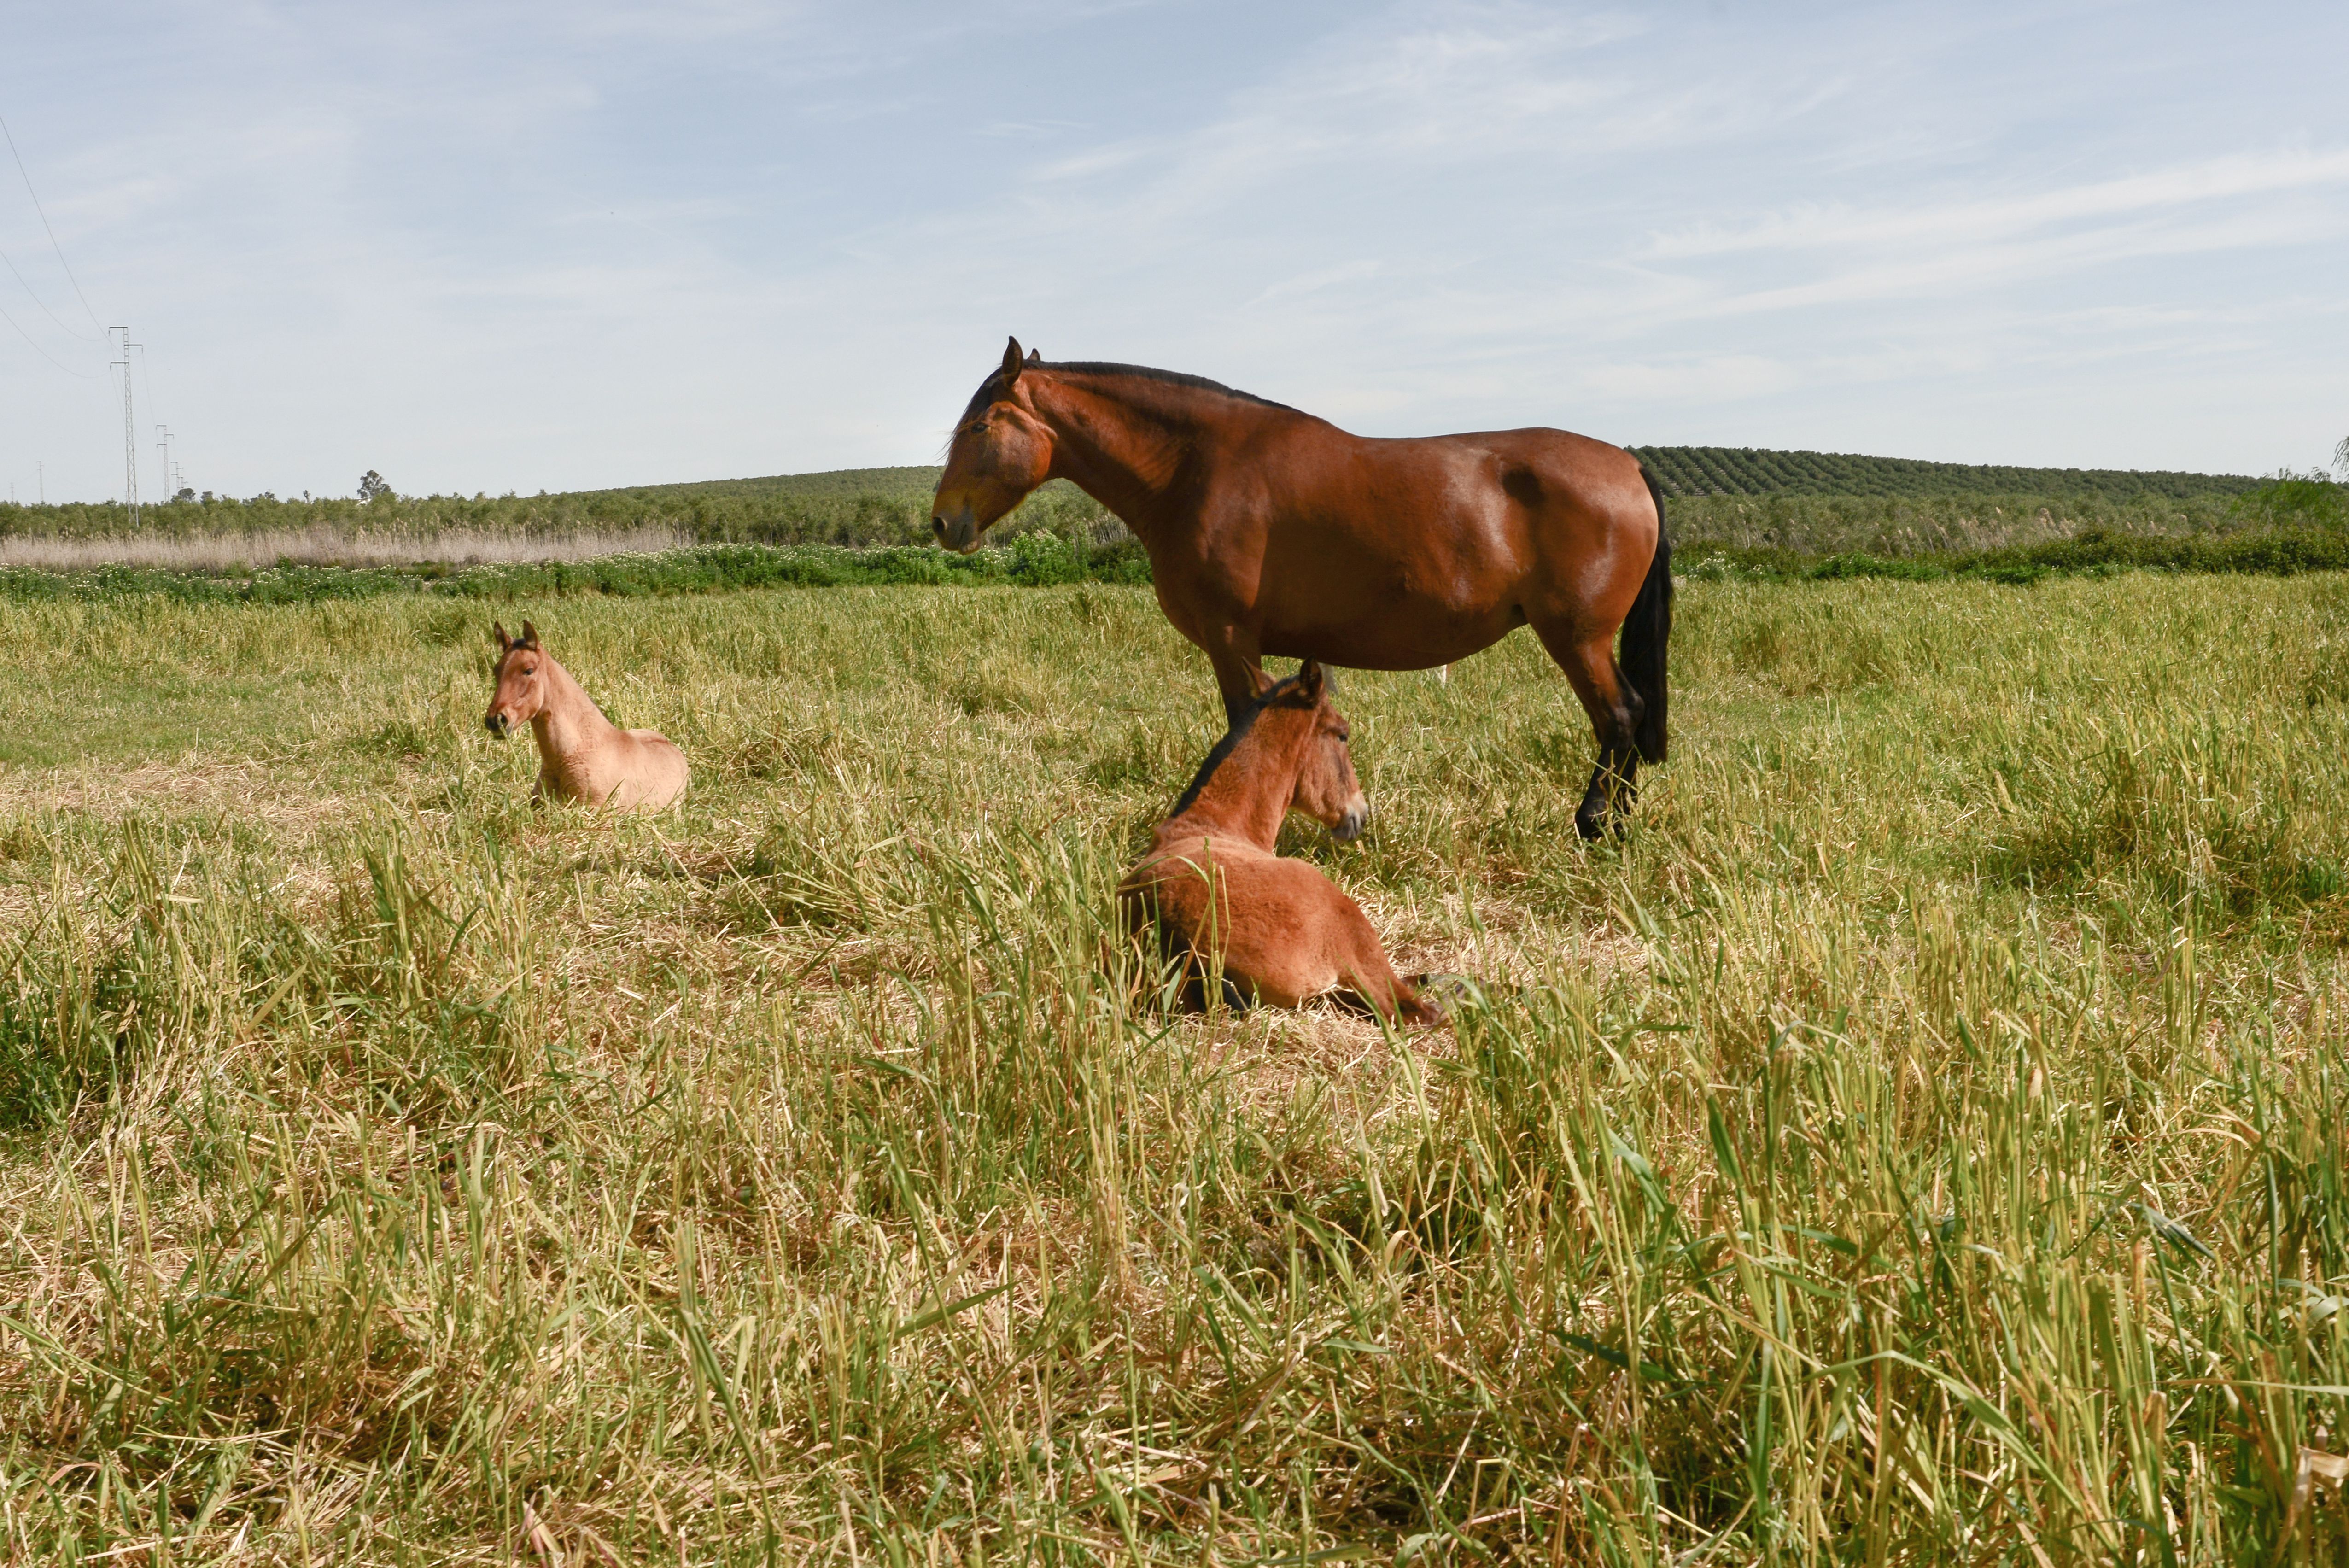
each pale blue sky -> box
[2,1,2343,503]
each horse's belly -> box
[1252,508,1532,669]
[1260,603,1519,671]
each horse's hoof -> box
[1574,813,1606,842]
[1409,972,1484,1014]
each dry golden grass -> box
[0,577,2343,1563]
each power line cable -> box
[0,291,93,375]
[0,110,105,335]
[0,237,91,342]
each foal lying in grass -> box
[482,620,689,810]
[1120,661,1443,1025]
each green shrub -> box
[2229,471,2348,532]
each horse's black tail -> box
[1622,468,1673,764]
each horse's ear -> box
[1247,666,1279,700]
[1297,660,1327,702]
[1002,336,1024,383]
[1026,347,1041,364]
[491,621,509,652]
[519,620,539,649]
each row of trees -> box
[1631,445,2263,503]
[3,448,2334,551]
[0,471,1117,550]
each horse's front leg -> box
[1198,622,1265,729]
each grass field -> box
[1,577,2345,1564]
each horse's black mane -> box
[958,359,1294,425]
[1168,671,1310,819]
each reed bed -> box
[0,524,693,573]
[0,578,2343,1563]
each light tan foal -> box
[483,620,688,811]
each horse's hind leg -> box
[1333,963,1446,1026]
[1321,905,1446,1026]
[1534,623,1646,841]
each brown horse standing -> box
[933,339,1671,838]
[483,621,689,811]
[1120,661,1443,1025]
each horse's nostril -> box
[931,516,945,532]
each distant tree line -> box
[0,451,2334,559]
[1630,446,2261,503]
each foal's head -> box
[933,336,1053,553]
[1267,662,1370,841]
[1178,660,1369,843]
[484,621,549,738]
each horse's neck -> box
[1035,375,1269,530]
[1166,716,1298,850]
[529,657,618,765]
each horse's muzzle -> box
[1333,801,1368,843]
[932,509,982,555]
[485,713,509,738]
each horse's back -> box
[1467,427,1654,535]
[1233,422,1654,667]
[1348,426,1654,552]
[1265,419,1647,513]
[607,728,689,811]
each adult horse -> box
[932,339,1671,838]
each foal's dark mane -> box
[959,359,1294,426]
[1168,671,1312,820]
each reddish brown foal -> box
[934,339,1671,838]
[1119,661,1443,1026]
[483,621,689,811]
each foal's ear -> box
[1296,660,1328,703]
[518,619,540,649]
[1247,666,1280,700]
[1002,336,1024,383]
[491,621,510,653]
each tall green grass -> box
[0,577,2343,1562]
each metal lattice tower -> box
[111,327,140,523]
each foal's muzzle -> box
[485,713,510,738]
[1333,801,1369,843]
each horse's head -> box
[933,336,1053,553]
[484,620,548,737]
[1260,661,1369,842]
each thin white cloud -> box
[1640,209,2346,329]
[1644,146,2349,258]
[1245,260,1384,309]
